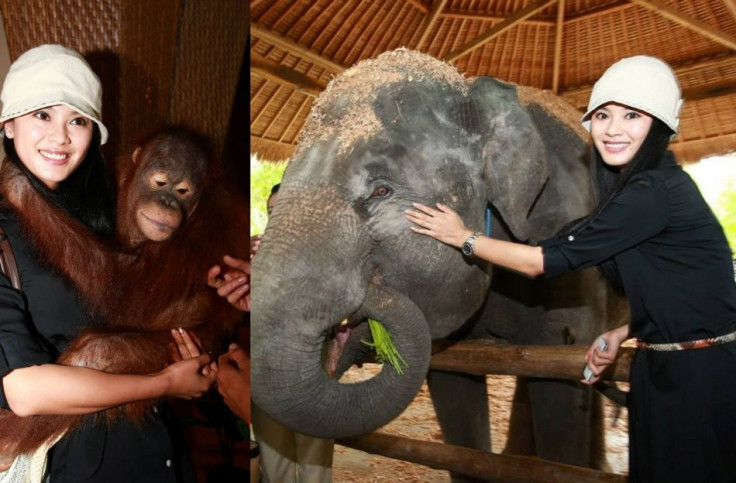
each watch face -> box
[462,233,479,256]
[462,242,472,256]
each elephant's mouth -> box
[325,320,353,378]
[324,316,377,379]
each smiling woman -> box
[3,105,93,189]
[588,104,653,170]
[0,44,215,482]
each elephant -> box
[251,48,613,478]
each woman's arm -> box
[406,202,544,277]
[2,329,215,416]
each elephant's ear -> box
[469,77,548,241]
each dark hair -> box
[558,117,674,293]
[3,124,116,237]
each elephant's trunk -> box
[253,282,431,439]
[251,185,432,439]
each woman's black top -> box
[0,212,194,482]
[541,152,736,343]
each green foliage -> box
[714,177,736,254]
[362,318,408,375]
[250,155,288,235]
[684,155,736,255]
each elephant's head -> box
[252,49,585,439]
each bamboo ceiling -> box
[250,0,736,163]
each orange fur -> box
[0,129,246,460]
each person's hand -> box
[162,328,217,399]
[581,326,628,384]
[159,353,216,399]
[170,328,210,366]
[207,255,250,312]
[406,202,473,248]
[216,343,250,422]
[250,234,263,260]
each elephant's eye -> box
[371,186,391,198]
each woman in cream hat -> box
[0,44,214,482]
[407,55,736,482]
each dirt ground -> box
[333,365,629,482]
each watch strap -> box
[462,231,482,256]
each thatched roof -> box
[250,0,736,163]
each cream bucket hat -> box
[0,44,108,144]
[581,55,683,138]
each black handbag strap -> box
[0,224,20,291]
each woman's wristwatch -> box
[461,232,482,256]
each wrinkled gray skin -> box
[252,50,609,478]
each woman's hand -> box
[207,255,249,312]
[581,325,630,384]
[406,202,472,248]
[158,353,216,399]
[163,328,217,399]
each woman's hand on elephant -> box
[406,202,473,248]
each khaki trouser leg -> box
[252,404,334,483]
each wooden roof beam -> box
[433,11,552,26]
[565,1,631,23]
[415,0,449,51]
[442,0,558,63]
[725,0,736,23]
[562,78,736,106]
[250,53,326,98]
[629,0,736,51]
[552,0,565,93]
[561,54,736,95]
[250,23,346,74]
[670,133,736,163]
[406,0,553,25]
[405,0,429,14]
[682,79,736,100]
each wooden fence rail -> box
[429,340,634,381]
[338,432,627,483]
[337,341,634,481]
